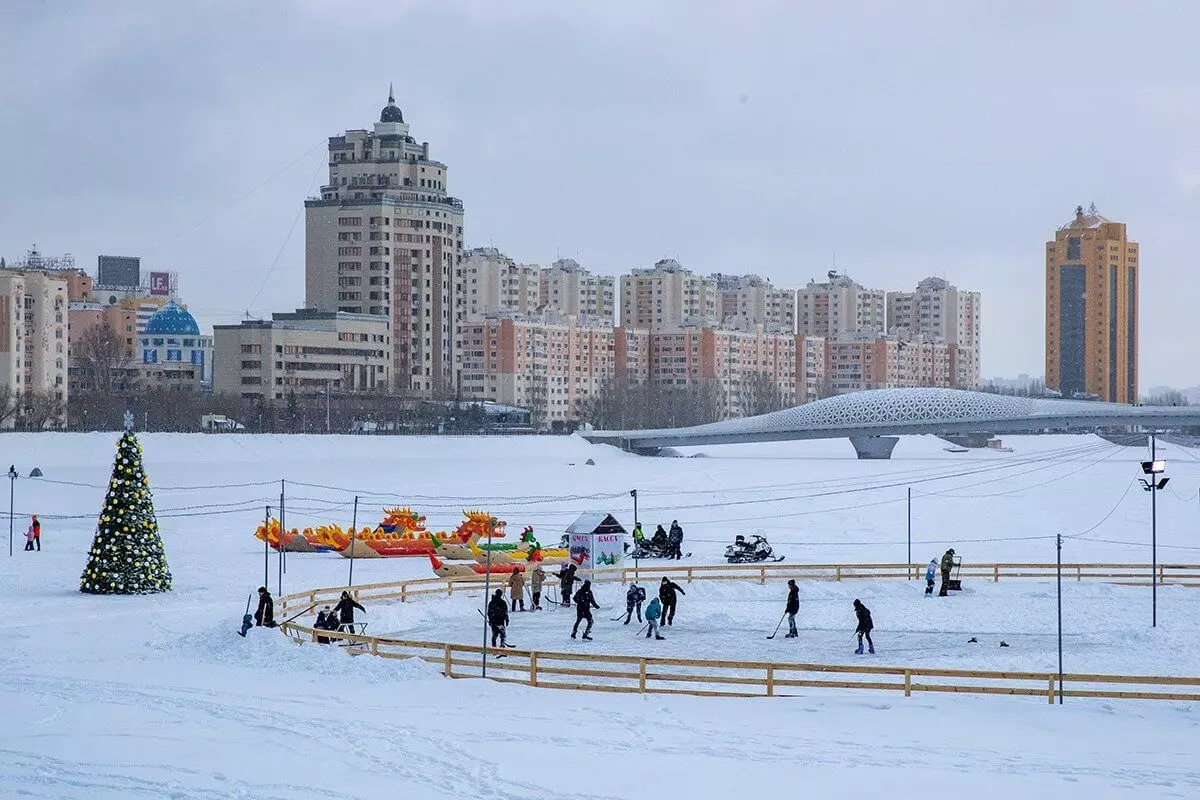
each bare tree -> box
[739,371,787,418]
[0,385,20,428]
[75,323,133,394]
[20,390,65,430]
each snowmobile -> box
[630,532,673,560]
[724,534,783,564]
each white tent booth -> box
[565,512,627,571]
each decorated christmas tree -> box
[80,430,172,594]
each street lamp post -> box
[630,489,639,581]
[1139,434,1169,628]
[7,465,16,557]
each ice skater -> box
[508,565,526,612]
[559,563,578,607]
[645,596,665,640]
[853,599,874,654]
[530,564,546,610]
[784,579,799,638]
[487,588,510,647]
[924,558,937,596]
[624,582,646,624]
[571,580,600,640]
[658,576,686,626]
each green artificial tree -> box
[80,430,172,594]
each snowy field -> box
[2,432,1200,798]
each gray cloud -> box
[2,1,1197,386]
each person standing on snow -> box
[254,587,275,627]
[658,576,686,626]
[667,520,684,560]
[925,558,937,596]
[570,580,600,640]
[334,590,366,633]
[645,596,665,640]
[631,522,645,547]
[314,606,335,644]
[487,588,510,647]
[559,563,578,607]
[23,519,36,551]
[853,599,874,654]
[530,565,546,610]
[624,582,647,624]
[508,565,526,612]
[938,549,956,597]
[784,579,800,638]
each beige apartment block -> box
[540,259,615,325]
[213,310,391,401]
[797,271,886,338]
[1045,205,1138,403]
[462,248,540,318]
[713,273,797,334]
[620,259,718,329]
[0,253,70,423]
[305,88,463,398]
[887,276,982,388]
[826,334,954,394]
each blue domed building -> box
[139,301,213,390]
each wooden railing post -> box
[686,567,693,584]
[836,566,842,582]
[639,658,647,693]
[766,665,775,697]
[759,566,766,585]
[401,583,408,603]
[447,581,453,597]
[1048,675,1055,704]
[370,638,379,656]
[444,643,453,678]
[993,565,1000,583]
[904,670,912,697]
[530,652,538,687]
[1077,565,1081,582]
[1159,565,1165,585]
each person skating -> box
[938,548,956,597]
[570,580,600,640]
[658,576,686,626]
[487,588,510,647]
[667,520,684,560]
[530,565,546,610]
[254,587,275,628]
[925,558,937,597]
[334,590,366,634]
[784,579,800,638]
[853,599,874,654]
[624,582,646,624]
[645,596,665,640]
[508,566,526,612]
[559,563,578,607]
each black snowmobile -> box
[630,531,672,560]
[724,534,783,564]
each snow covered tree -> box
[80,430,172,594]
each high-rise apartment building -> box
[826,334,954,394]
[620,259,718,329]
[461,248,540,319]
[1045,205,1138,403]
[305,88,464,397]
[797,271,886,338]
[887,276,982,388]
[0,248,70,423]
[713,273,796,334]
[540,259,615,324]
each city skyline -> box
[3,3,1198,386]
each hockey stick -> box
[282,602,318,627]
[766,612,788,639]
[635,623,649,636]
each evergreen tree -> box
[80,430,172,594]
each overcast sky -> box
[2,1,1198,387]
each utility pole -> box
[347,495,359,587]
[631,489,639,581]
[1056,533,1063,705]
[263,505,271,587]
[7,465,16,557]
[906,487,912,576]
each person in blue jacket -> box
[645,597,666,640]
[624,582,647,624]
[925,558,937,596]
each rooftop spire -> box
[388,82,395,104]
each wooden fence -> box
[274,561,1200,704]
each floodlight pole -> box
[906,487,912,577]
[7,465,16,557]
[1056,533,1063,705]
[263,505,271,587]
[347,495,359,588]
[482,535,494,678]
[1151,433,1158,628]
[631,489,639,582]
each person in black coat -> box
[570,580,600,640]
[314,605,335,644]
[334,591,366,634]
[667,520,684,560]
[624,583,647,625]
[658,577,686,626]
[487,589,510,647]
[253,587,275,627]
[651,524,668,554]
[784,579,800,638]
[853,599,874,654]
[559,563,578,606]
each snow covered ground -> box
[2,432,1199,798]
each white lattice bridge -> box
[582,388,1200,458]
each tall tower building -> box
[305,87,464,397]
[1045,205,1138,403]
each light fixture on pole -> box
[630,489,639,581]
[7,465,16,557]
[1138,436,1169,628]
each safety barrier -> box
[276,562,1200,704]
